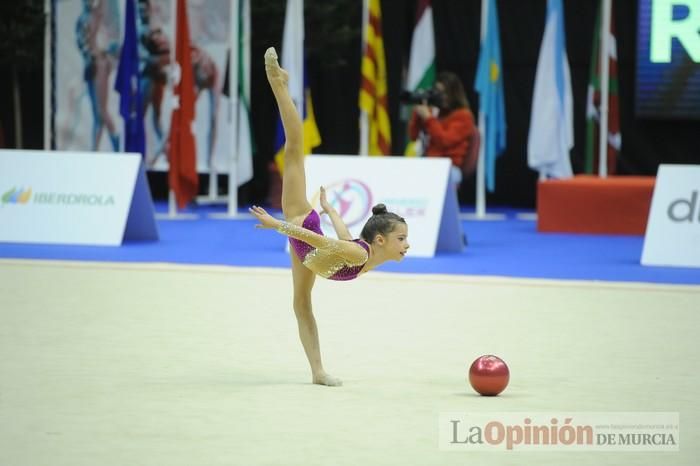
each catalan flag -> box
[359,0,391,156]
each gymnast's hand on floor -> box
[249,206,282,229]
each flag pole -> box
[168,190,177,216]
[43,0,51,150]
[167,0,178,218]
[208,166,218,201]
[475,0,488,219]
[359,0,369,156]
[597,0,612,178]
[227,0,240,216]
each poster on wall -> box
[53,0,243,176]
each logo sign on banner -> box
[0,150,158,246]
[305,155,462,257]
[642,164,700,268]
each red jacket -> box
[408,108,475,168]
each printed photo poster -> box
[54,0,234,173]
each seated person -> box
[408,71,477,186]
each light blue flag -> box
[474,0,506,192]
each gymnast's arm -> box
[319,186,352,240]
[322,207,353,241]
[276,221,368,265]
[248,205,368,265]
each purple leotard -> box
[289,210,370,281]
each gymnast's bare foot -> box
[265,47,288,86]
[313,371,343,387]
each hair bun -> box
[372,203,388,216]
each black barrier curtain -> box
[249,0,700,208]
[2,0,698,207]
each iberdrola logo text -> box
[2,187,115,206]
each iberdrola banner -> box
[53,0,245,177]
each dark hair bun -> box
[372,204,388,216]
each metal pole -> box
[43,0,51,150]
[597,0,612,178]
[226,0,241,215]
[475,0,488,218]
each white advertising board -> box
[304,155,462,258]
[641,164,700,268]
[0,150,158,246]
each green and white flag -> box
[405,0,435,156]
[236,0,254,185]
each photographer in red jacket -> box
[408,71,476,186]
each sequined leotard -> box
[281,210,370,281]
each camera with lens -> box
[400,88,441,107]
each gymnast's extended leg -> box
[265,47,341,387]
[264,47,313,221]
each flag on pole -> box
[273,0,321,173]
[168,0,198,208]
[474,0,506,192]
[236,0,254,185]
[301,74,321,158]
[359,0,391,156]
[527,0,573,179]
[221,0,254,185]
[404,0,435,156]
[585,0,620,175]
[114,0,145,156]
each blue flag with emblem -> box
[474,0,506,192]
[114,0,145,156]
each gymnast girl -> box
[248,47,410,387]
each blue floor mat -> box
[1,205,699,285]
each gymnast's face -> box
[377,222,409,261]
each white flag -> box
[236,0,253,186]
[281,0,304,115]
[527,0,573,179]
